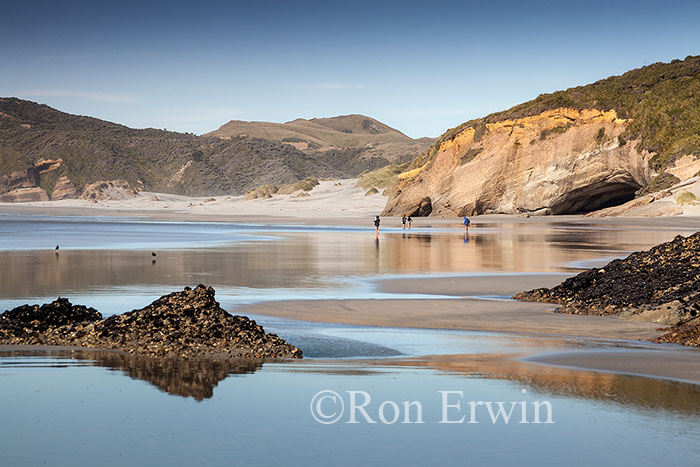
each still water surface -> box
[1,214,699,466]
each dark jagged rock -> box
[0,285,302,359]
[653,323,700,347]
[0,298,101,340]
[514,232,700,347]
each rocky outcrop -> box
[0,298,102,336]
[0,187,49,202]
[384,108,654,216]
[0,156,136,202]
[0,158,72,202]
[50,175,78,200]
[79,180,139,201]
[654,323,700,347]
[514,233,700,346]
[0,285,302,359]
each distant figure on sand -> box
[463,216,471,232]
[407,216,413,229]
[55,245,59,256]
[374,215,381,234]
[401,215,407,229]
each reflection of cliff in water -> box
[373,354,700,416]
[0,348,261,401]
[0,224,692,301]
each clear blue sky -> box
[2,0,699,138]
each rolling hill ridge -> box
[0,99,426,201]
[207,114,434,175]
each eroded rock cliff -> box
[384,108,655,216]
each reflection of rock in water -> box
[92,352,262,401]
[0,348,262,401]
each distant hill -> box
[207,114,434,175]
[0,98,353,200]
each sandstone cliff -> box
[0,156,138,202]
[384,56,700,216]
[384,108,653,216]
[0,158,62,202]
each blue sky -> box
[2,0,700,137]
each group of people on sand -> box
[373,215,471,234]
[373,215,413,233]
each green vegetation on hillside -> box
[636,172,681,196]
[0,99,343,196]
[431,55,700,170]
[355,162,411,191]
[244,177,319,199]
[539,124,571,140]
[675,191,699,205]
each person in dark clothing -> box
[407,216,413,229]
[374,216,381,234]
[401,215,407,229]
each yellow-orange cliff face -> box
[384,108,653,216]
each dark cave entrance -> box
[549,181,642,214]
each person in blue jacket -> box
[463,216,471,232]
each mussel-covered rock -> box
[0,285,302,359]
[0,298,101,342]
[514,232,700,347]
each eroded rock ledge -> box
[514,232,700,347]
[0,285,302,359]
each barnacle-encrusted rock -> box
[514,232,700,346]
[0,285,302,359]
[0,298,101,340]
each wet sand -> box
[241,297,700,382]
[239,273,660,340]
[237,297,661,340]
[376,273,571,297]
[238,271,700,383]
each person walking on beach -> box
[401,215,407,229]
[374,215,381,234]
[463,216,471,233]
[407,216,413,229]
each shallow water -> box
[2,348,700,466]
[1,214,699,466]
[0,214,692,313]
